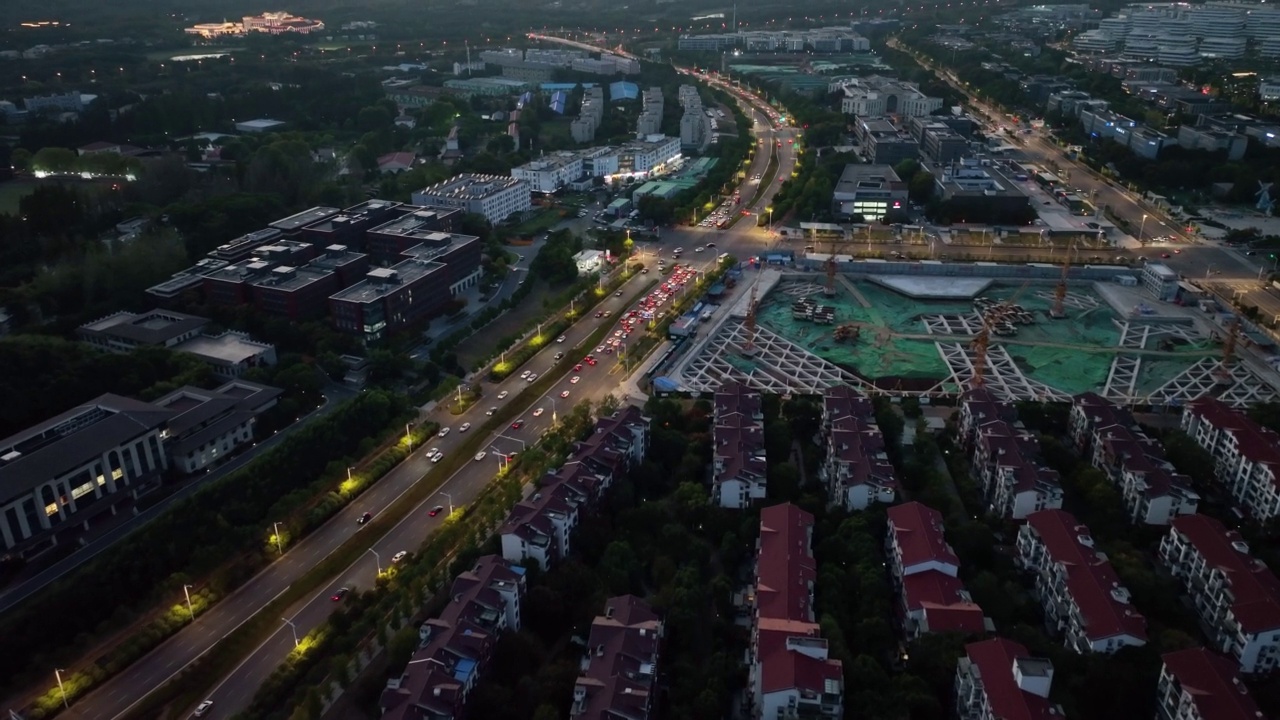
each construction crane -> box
[1050,256,1069,319]
[742,281,759,357]
[1216,317,1242,384]
[824,241,837,297]
[971,322,990,388]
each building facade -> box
[411,174,531,225]
[712,381,767,508]
[819,386,897,510]
[955,638,1061,720]
[1181,397,1280,522]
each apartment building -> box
[711,381,767,509]
[1017,510,1147,654]
[887,502,987,638]
[1072,392,1199,525]
[749,504,844,720]
[1158,514,1280,674]
[1156,648,1265,720]
[380,556,526,720]
[511,152,585,194]
[1181,397,1280,522]
[570,595,663,720]
[501,407,649,569]
[819,386,897,510]
[956,388,1019,450]
[411,174,531,226]
[970,419,1064,520]
[955,638,1062,720]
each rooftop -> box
[1168,514,1280,634]
[175,332,274,364]
[964,638,1058,720]
[269,206,339,231]
[1161,648,1265,720]
[249,264,334,293]
[415,173,526,200]
[834,163,903,195]
[78,310,209,345]
[888,502,959,571]
[757,503,816,623]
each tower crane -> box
[742,281,759,357]
[824,241,837,297]
[1050,256,1069,319]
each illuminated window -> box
[72,481,96,500]
[97,475,106,486]
[45,503,58,517]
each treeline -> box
[2,390,411,701]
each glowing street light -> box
[368,548,382,575]
[183,584,195,621]
[272,521,284,556]
[282,617,300,647]
[55,669,69,709]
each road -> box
[0,383,353,615]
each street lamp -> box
[55,669,69,709]
[1205,264,1215,280]
[405,423,412,451]
[1139,214,1148,244]
[272,521,284,556]
[368,548,381,575]
[441,492,454,514]
[183,584,195,621]
[282,617,299,647]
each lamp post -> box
[1139,214,1148,244]
[272,521,284,556]
[183,584,195,621]
[282,617,299,647]
[368,548,381,575]
[405,423,412,451]
[1206,264,1215,280]
[441,492,454,514]
[55,669,69,709]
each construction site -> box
[663,258,1280,406]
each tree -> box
[10,147,31,172]
[31,146,76,173]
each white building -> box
[955,638,1062,720]
[1016,510,1148,654]
[971,419,1065,519]
[1140,262,1180,301]
[1156,648,1264,720]
[1260,77,1280,101]
[1158,514,1280,674]
[511,152,585,194]
[572,249,605,275]
[1181,397,1280,522]
[1074,29,1119,53]
[711,381,766,509]
[412,174,531,226]
[833,76,943,117]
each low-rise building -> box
[853,117,919,165]
[1177,125,1248,160]
[1181,397,1280,522]
[966,393,1064,519]
[887,502,986,637]
[572,249,605,275]
[928,160,1032,223]
[832,76,943,117]
[819,386,897,510]
[511,152,585,194]
[750,504,844,720]
[380,556,526,720]
[153,380,281,474]
[1156,648,1265,720]
[830,164,908,220]
[955,638,1062,720]
[1158,514,1280,674]
[711,381,767,509]
[77,310,210,353]
[1017,510,1148,653]
[365,208,465,262]
[173,332,277,380]
[411,173,531,226]
[570,596,663,720]
[1140,262,1180,301]
[1073,392,1199,525]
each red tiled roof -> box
[888,502,959,572]
[757,626,842,694]
[576,595,661,720]
[1073,392,1136,433]
[715,380,762,424]
[1162,648,1264,720]
[902,571,986,634]
[757,503,816,622]
[823,385,874,422]
[1187,397,1280,477]
[1025,510,1148,643]
[1168,515,1280,634]
[377,151,417,168]
[964,638,1058,720]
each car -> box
[527,373,538,382]
[486,406,497,416]
[621,333,629,340]
[520,370,531,380]
[641,268,649,274]
[332,587,351,601]
[1174,248,1182,254]
[431,451,443,463]
[533,407,545,417]
[705,242,716,248]
[614,330,623,337]
[570,375,581,384]
[459,422,471,433]
[615,290,624,296]
[512,420,525,429]
[594,310,604,318]
[358,511,372,525]
[392,551,408,563]
[694,247,704,252]
[586,357,597,366]
[560,390,571,398]
[194,701,214,718]
[574,363,583,371]
[474,451,487,462]
[429,505,445,517]
[437,427,450,438]
[1161,253,1171,258]
[674,247,683,254]
[497,390,509,400]
[602,310,612,317]
[595,344,606,353]
[556,335,567,343]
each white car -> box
[570,376,581,384]
[392,551,408,563]
[438,427,450,438]
[595,345,606,353]
[520,370,531,380]
[533,407,545,417]
[497,391,509,399]
[527,373,538,382]
[459,422,471,433]
[560,390,570,398]
[485,406,497,416]
[556,335,567,343]
[431,451,444,463]
[674,247,683,253]
[194,701,214,718]
[474,451,487,462]
[694,247,704,252]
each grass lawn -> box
[511,208,566,236]
[454,279,558,369]
[0,178,37,215]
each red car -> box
[511,420,525,429]
[574,363,583,371]
[429,505,445,517]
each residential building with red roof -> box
[956,388,1018,451]
[571,595,663,720]
[713,381,768,509]
[887,502,986,638]
[1181,397,1280,522]
[1158,514,1280,673]
[380,555,526,720]
[820,386,897,511]
[1157,648,1265,720]
[1072,393,1199,526]
[1016,510,1148,654]
[377,151,418,174]
[955,638,1062,720]
[971,419,1064,520]
[500,407,648,570]
[749,504,843,720]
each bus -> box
[1034,171,1061,190]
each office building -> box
[711,381,767,509]
[364,208,465,262]
[153,380,281,474]
[442,77,532,97]
[819,386,897,510]
[173,332,278,380]
[1017,510,1147,653]
[929,160,1032,222]
[77,310,210,353]
[511,152,585,194]
[853,117,919,165]
[1177,124,1248,160]
[1156,648,1264,720]
[830,164,908,220]
[298,199,407,253]
[269,206,340,236]
[920,123,970,163]
[1180,397,1280,522]
[1071,392,1199,525]
[380,556,526,720]
[955,638,1062,720]
[886,502,987,638]
[832,76,943,117]
[1159,514,1280,674]
[22,91,84,114]
[412,174,531,226]
[749,504,844,720]
[570,596,663,720]
[1141,262,1180,301]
